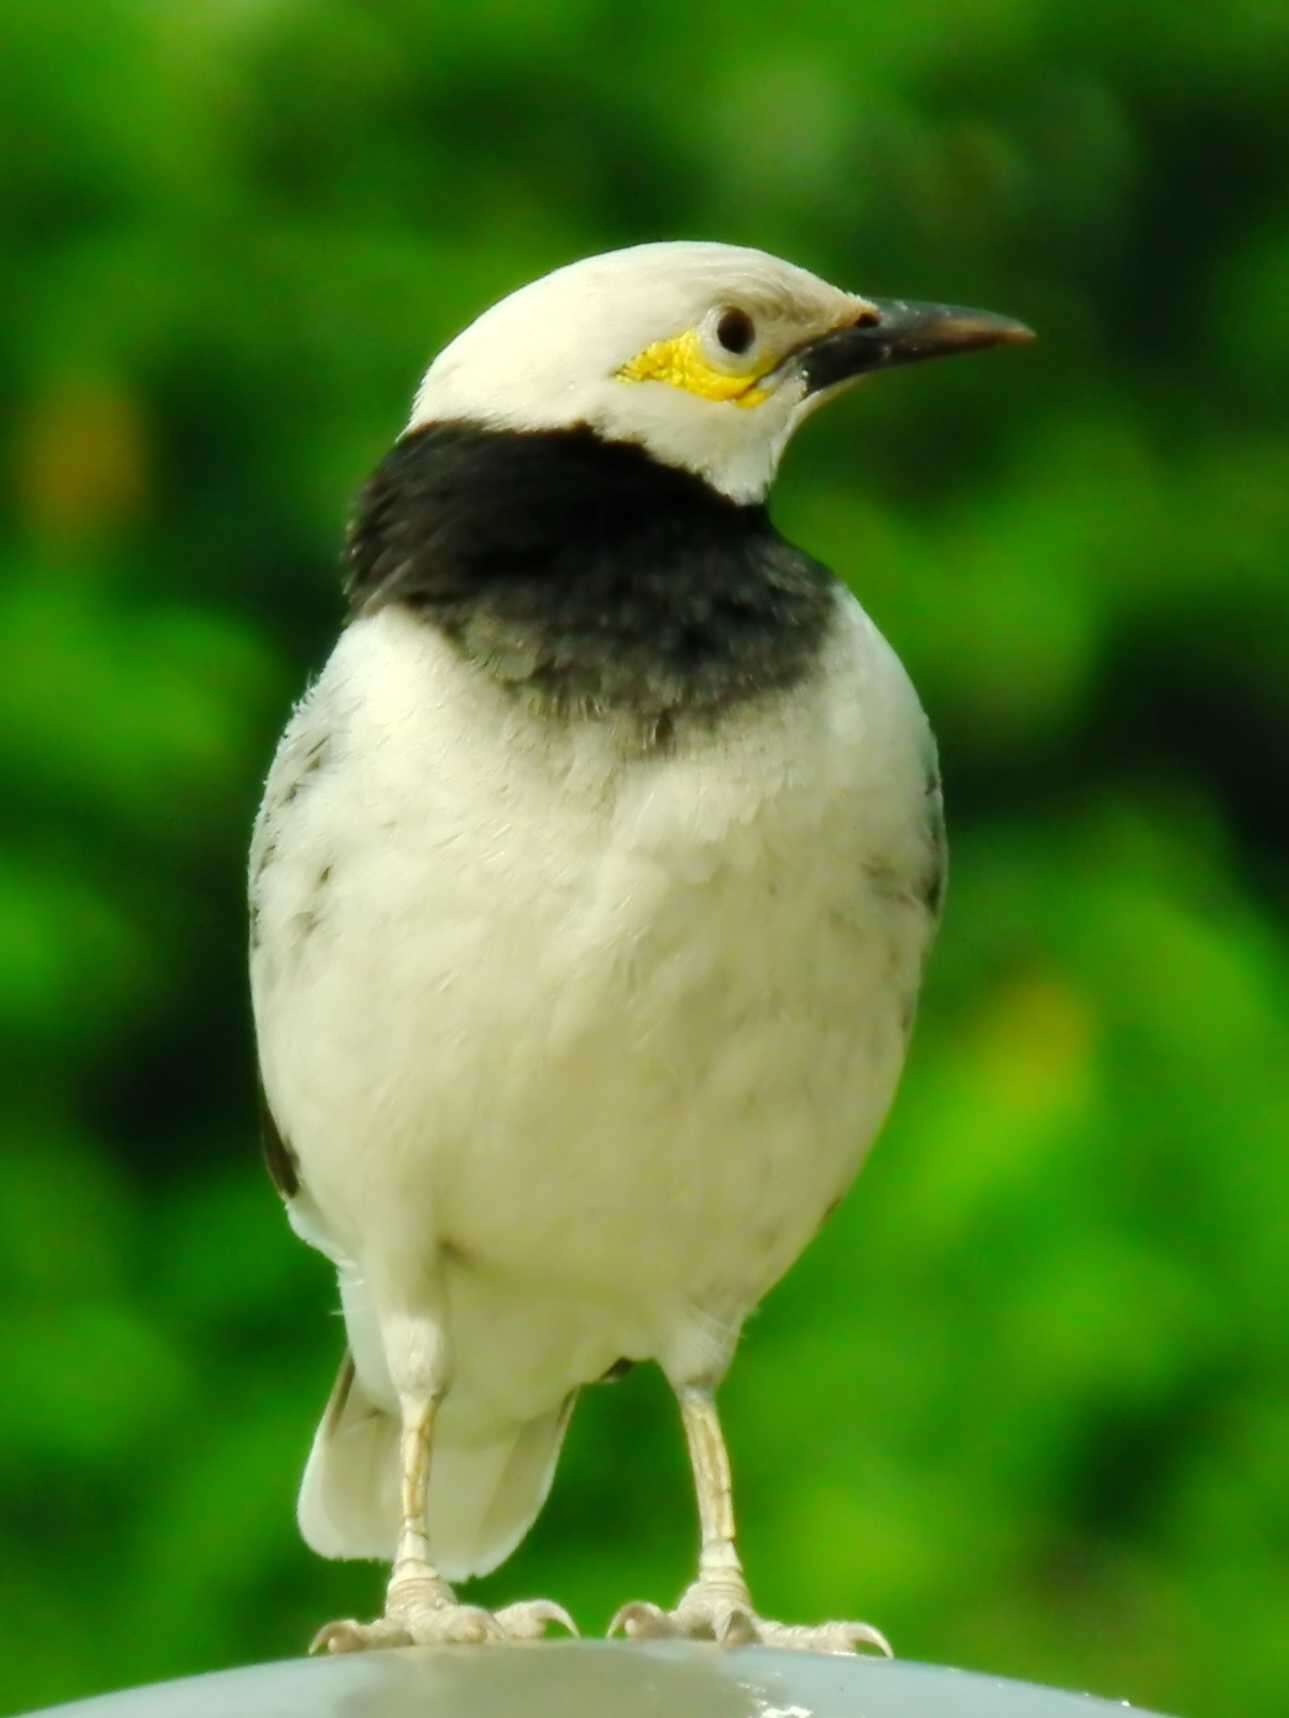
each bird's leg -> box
[677,1383,755,1626]
[312,1389,575,1652]
[382,1394,457,1626]
[610,1384,891,1657]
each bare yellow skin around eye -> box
[617,327,768,408]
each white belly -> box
[251,596,937,1418]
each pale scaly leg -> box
[312,1390,575,1651]
[611,1385,890,1656]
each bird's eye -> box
[715,308,755,356]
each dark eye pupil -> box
[716,308,755,355]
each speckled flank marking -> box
[292,860,335,950]
[282,732,332,806]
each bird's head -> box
[410,241,1032,505]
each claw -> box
[446,1604,504,1643]
[608,1591,893,1657]
[713,1605,758,1647]
[310,1617,409,1655]
[759,1617,894,1658]
[309,1594,576,1653]
[309,1621,353,1656]
[608,1599,671,1639]
[843,1620,893,1658]
[495,1599,580,1640]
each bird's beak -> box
[798,298,1035,394]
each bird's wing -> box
[257,1074,300,1201]
[920,746,949,927]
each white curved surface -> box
[27,1641,1173,1717]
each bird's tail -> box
[297,1352,574,1580]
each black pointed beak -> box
[798,298,1035,394]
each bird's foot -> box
[312,1573,577,1652]
[610,1578,891,1657]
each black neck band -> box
[346,423,835,722]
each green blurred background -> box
[3,2,1287,1714]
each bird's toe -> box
[608,1599,677,1640]
[707,1601,759,1647]
[310,1595,575,1653]
[413,1602,503,1644]
[310,1617,412,1654]
[756,1616,893,1657]
[608,1585,891,1657]
[495,1598,579,1640]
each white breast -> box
[251,592,937,1418]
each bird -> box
[249,241,1031,1656]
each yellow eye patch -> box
[617,328,768,408]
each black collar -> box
[346,423,836,726]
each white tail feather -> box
[298,1353,574,1580]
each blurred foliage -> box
[2,2,1287,1715]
